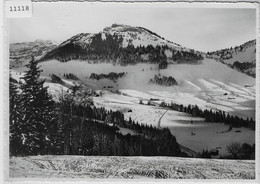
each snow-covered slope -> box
[207,40,256,77]
[59,24,183,50]
[10,70,71,101]
[10,155,255,179]
[221,40,256,65]
[13,58,255,119]
[102,24,182,49]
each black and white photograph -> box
[6,1,259,180]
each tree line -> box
[160,102,255,130]
[89,72,126,82]
[149,74,178,86]
[201,142,255,160]
[63,73,79,80]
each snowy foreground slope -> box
[9,156,254,179]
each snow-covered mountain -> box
[41,24,203,64]
[9,24,256,158]
[10,39,58,68]
[60,24,183,49]
[207,40,256,77]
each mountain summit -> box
[40,24,203,64]
[102,24,182,48]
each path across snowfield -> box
[9,156,255,179]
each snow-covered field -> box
[92,90,255,156]
[169,124,255,155]
[9,155,255,179]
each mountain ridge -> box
[40,24,203,65]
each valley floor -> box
[93,90,255,156]
[9,155,255,179]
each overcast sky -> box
[9,2,256,52]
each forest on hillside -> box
[159,102,255,130]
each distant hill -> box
[40,24,203,65]
[9,40,58,68]
[207,40,256,77]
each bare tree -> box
[226,142,241,159]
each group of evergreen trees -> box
[63,73,79,80]
[231,61,256,77]
[9,58,181,156]
[89,72,126,82]
[232,61,255,71]
[172,50,203,63]
[10,58,56,155]
[160,102,255,130]
[51,74,64,84]
[149,74,178,86]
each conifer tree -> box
[9,75,22,156]
[20,57,56,155]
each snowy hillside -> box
[9,155,255,179]
[15,58,255,118]
[9,40,58,68]
[207,40,256,77]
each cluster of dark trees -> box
[230,61,256,77]
[149,74,178,86]
[160,102,255,130]
[63,73,79,80]
[232,61,255,71]
[9,58,182,157]
[89,72,126,82]
[172,50,203,63]
[51,74,64,84]
[41,33,123,62]
[201,143,255,159]
[40,32,203,67]
[226,142,255,159]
